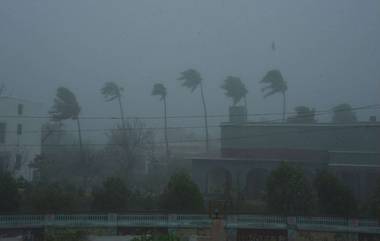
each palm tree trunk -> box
[76,118,84,162]
[163,96,169,158]
[117,96,126,129]
[282,92,287,122]
[200,82,209,152]
[244,96,248,121]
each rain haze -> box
[1,1,380,240]
[0,0,379,128]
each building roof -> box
[0,96,42,105]
[221,122,380,127]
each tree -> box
[92,177,130,212]
[371,178,380,219]
[221,76,248,106]
[49,87,84,162]
[28,182,84,213]
[0,171,20,212]
[260,70,288,122]
[160,171,204,212]
[152,83,169,158]
[106,119,155,176]
[178,69,209,151]
[332,103,357,123]
[101,82,126,128]
[314,170,357,216]
[287,106,316,123]
[266,162,315,215]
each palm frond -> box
[151,83,167,100]
[101,82,123,102]
[221,76,248,105]
[177,69,202,92]
[49,87,81,121]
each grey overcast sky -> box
[0,0,379,135]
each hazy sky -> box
[0,0,379,138]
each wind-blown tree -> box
[287,106,316,123]
[152,83,169,158]
[178,69,209,151]
[49,87,84,162]
[314,170,357,216]
[266,162,316,215]
[260,70,288,122]
[221,76,248,107]
[101,82,126,129]
[332,103,357,123]
[160,171,204,212]
[0,171,20,212]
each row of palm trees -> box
[49,68,288,161]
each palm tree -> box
[260,69,288,122]
[49,87,83,161]
[101,82,125,129]
[221,76,248,107]
[151,83,169,157]
[178,69,209,151]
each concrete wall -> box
[0,97,43,181]
[221,123,380,162]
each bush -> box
[160,171,204,212]
[91,177,130,212]
[0,171,20,213]
[266,162,316,215]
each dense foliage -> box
[160,171,204,212]
[314,170,358,216]
[266,162,316,215]
[0,171,20,212]
[92,177,130,212]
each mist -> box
[0,0,379,137]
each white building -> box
[0,96,43,181]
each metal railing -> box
[0,214,379,233]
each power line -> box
[0,104,378,120]
[3,123,379,148]
[1,104,379,135]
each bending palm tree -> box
[151,83,169,158]
[221,76,248,107]
[101,82,125,129]
[178,69,209,151]
[260,70,288,122]
[49,87,83,161]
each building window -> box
[0,123,5,143]
[18,104,24,115]
[17,124,22,135]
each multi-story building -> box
[0,96,43,181]
[192,110,380,202]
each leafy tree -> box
[370,178,380,219]
[28,182,84,213]
[314,170,357,216]
[332,103,357,123]
[92,177,130,212]
[152,83,169,158]
[260,70,288,122]
[266,162,315,215]
[101,81,126,128]
[221,76,248,106]
[160,171,204,212]
[287,106,316,123]
[178,69,209,151]
[49,87,84,163]
[0,171,20,212]
[106,119,155,175]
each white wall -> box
[0,96,43,181]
